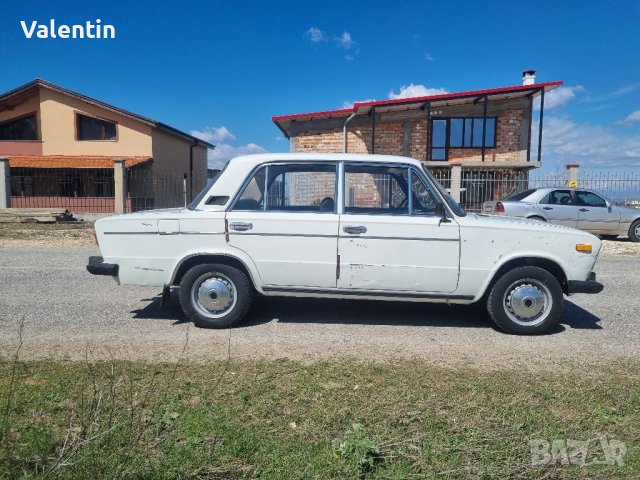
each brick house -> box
[0,79,215,212]
[273,72,561,210]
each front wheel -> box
[628,219,640,242]
[179,263,254,328]
[486,266,563,334]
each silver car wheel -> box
[191,273,237,319]
[503,280,552,327]
[635,223,640,238]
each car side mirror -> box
[436,203,451,225]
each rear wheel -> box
[628,219,640,243]
[487,266,563,334]
[528,216,546,222]
[179,263,253,328]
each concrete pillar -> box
[402,121,411,157]
[450,163,462,203]
[0,158,10,209]
[113,159,126,214]
[566,163,580,188]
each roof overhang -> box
[273,81,563,138]
[7,155,153,169]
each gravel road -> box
[0,245,638,369]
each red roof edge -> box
[272,81,563,123]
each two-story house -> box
[272,71,561,210]
[0,79,214,212]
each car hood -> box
[466,213,592,236]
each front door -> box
[225,162,339,288]
[337,164,460,293]
[574,190,619,233]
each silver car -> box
[482,188,640,241]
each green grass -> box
[0,357,638,479]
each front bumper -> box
[86,256,119,277]
[567,271,603,295]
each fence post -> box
[566,163,580,188]
[0,158,10,209]
[450,162,462,202]
[113,159,126,214]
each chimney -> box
[522,69,537,86]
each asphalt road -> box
[0,246,638,369]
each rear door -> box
[574,190,619,233]
[225,162,339,288]
[535,189,579,228]
[337,164,460,293]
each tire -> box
[528,216,546,222]
[179,263,254,328]
[486,266,563,335]
[628,219,640,243]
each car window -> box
[505,189,537,201]
[411,169,438,215]
[540,190,574,206]
[345,165,408,214]
[233,167,266,210]
[266,164,336,213]
[575,191,607,208]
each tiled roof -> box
[7,155,152,169]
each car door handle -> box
[230,222,253,231]
[579,208,589,212]
[543,207,553,210]
[343,225,367,235]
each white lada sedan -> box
[87,154,603,334]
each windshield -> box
[421,166,467,217]
[505,189,537,201]
[187,163,228,210]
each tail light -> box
[495,201,505,214]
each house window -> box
[430,117,496,161]
[76,113,117,141]
[0,114,37,140]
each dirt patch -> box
[0,222,95,248]
[599,238,640,257]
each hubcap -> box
[192,274,236,318]
[504,280,552,326]
[635,223,640,237]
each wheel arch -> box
[482,256,569,299]
[170,253,262,292]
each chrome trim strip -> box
[262,285,473,300]
[349,235,459,242]
[229,232,337,239]
[104,232,157,235]
[104,231,225,235]
[180,231,225,235]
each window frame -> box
[429,116,498,161]
[539,189,576,206]
[74,111,118,142]
[0,112,39,141]
[574,190,608,208]
[228,161,339,214]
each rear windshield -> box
[505,189,537,201]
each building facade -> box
[0,79,214,212]
[273,72,561,210]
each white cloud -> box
[424,52,434,61]
[534,86,585,110]
[335,31,356,49]
[388,83,448,99]
[275,135,286,142]
[304,26,327,43]
[533,116,640,167]
[190,126,236,143]
[207,142,268,169]
[621,110,640,125]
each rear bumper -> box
[567,271,603,294]
[86,256,119,277]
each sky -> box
[1,0,639,171]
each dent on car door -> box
[337,165,460,294]
[536,189,579,228]
[225,163,339,288]
[574,190,619,233]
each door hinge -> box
[336,254,340,280]
[224,218,229,242]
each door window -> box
[575,191,607,208]
[233,168,266,210]
[345,165,408,214]
[540,190,574,205]
[410,169,438,215]
[266,165,336,212]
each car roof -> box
[228,153,424,169]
